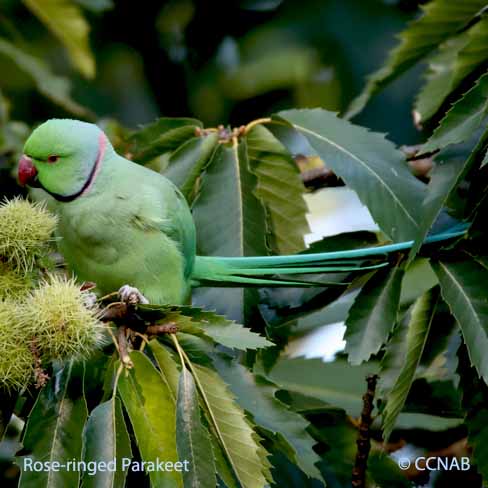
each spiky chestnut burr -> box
[0,197,57,273]
[0,300,34,391]
[19,275,107,361]
[0,262,33,300]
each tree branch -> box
[352,374,378,488]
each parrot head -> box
[18,119,109,202]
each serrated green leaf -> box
[23,0,95,78]
[204,322,272,350]
[414,34,471,124]
[83,351,113,410]
[172,337,237,487]
[380,333,463,431]
[176,366,216,488]
[424,72,488,152]
[82,397,132,488]
[139,305,273,350]
[346,0,487,118]
[246,124,309,254]
[458,347,488,480]
[345,265,404,365]
[0,39,88,116]
[175,333,215,367]
[275,108,425,242]
[128,118,203,164]
[192,141,268,322]
[149,339,180,398]
[391,412,462,431]
[18,362,87,488]
[181,307,272,350]
[400,258,438,306]
[208,433,239,488]
[213,355,323,482]
[117,352,182,488]
[266,358,379,417]
[378,318,410,397]
[193,141,268,257]
[164,133,219,205]
[150,341,225,487]
[188,361,270,488]
[420,16,488,124]
[382,289,439,441]
[433,258,488,384]
[407,157,468,262]
[101,353,119,403]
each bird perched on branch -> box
[18,119,466,305]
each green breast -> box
[55,193,190,305]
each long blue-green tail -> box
[191,224,468,287]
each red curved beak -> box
[18,155,38,187]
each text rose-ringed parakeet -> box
[18,119,466,305]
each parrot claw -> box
[118,285,149,306]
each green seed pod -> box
[0,197,57,273]
[0,300,34,391]
[19,275,106,361]
[0,262,33,300]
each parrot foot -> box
[118,285,149,306]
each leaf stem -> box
[134,332,149,351]
[243,117,272,134]
[112,362,124,399]
[170,334,186,370]
[105,323,120,355]
[97,291,120,301]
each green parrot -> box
[18,119,466,305]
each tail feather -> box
[192,275,351,288]
[191,225,467,287]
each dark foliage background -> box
[1,0,422,135]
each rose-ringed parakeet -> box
[18,119,466,305]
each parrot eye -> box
[47,155,59,163]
